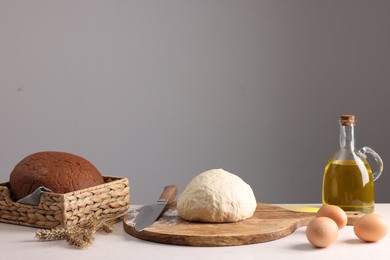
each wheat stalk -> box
[35,214,124,249]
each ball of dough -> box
[177,169,257,223]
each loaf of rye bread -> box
[9,151,105,200]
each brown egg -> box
[317,205,347,230]
[306,217,339,248]
[354,214,388,242]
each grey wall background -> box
[1,0,389,204]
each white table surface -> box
[1,204,389,260]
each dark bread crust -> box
[9,151,105,200]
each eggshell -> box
[306,217,339,248]
[354,214,388,242]
[317,205,347,230]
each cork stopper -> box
[340,115,356,126]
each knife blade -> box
[134,185,178,232]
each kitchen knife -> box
[134,185,178,232]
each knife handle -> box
[159,185,178,208]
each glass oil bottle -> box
[322,115,383,213]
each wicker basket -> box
[0,176,130,229]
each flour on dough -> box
[177,169,257,223]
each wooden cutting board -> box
[123,203,364,247]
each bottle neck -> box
[339,124,355,149]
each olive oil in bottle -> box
[323,160,374,213]
[322,115,383,213]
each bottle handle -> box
[358,146,384,181]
